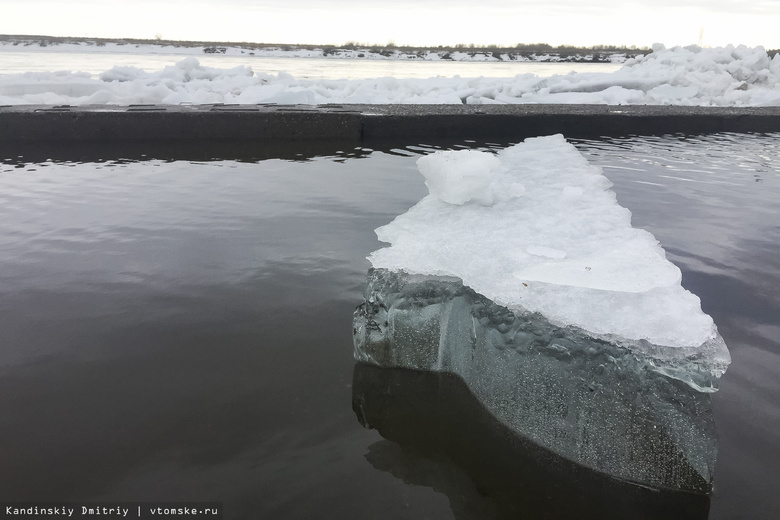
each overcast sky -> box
[2,1,779,49]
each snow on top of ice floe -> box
[368,135,724,352]
[417,150,504,205]
[0,44,779,106]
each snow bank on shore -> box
[1,44,778,106]
[0,39,629,63]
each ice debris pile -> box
[1,44,779,105]
[353,135,730,492]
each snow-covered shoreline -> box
[1,44,779,106]
[0,38,633,63]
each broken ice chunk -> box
[355,135,730,493]
[368,135,730,380]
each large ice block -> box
[353,135,730,493]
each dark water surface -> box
[0,133,778,519]
[575,134,780,520]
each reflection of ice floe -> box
[353,135,730,493]
[353,364,711,518]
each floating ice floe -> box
[1,45,778,105]
[353,135,730,493]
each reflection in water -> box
[363,441,502,520]
[0,136,502,166]
[353,363,710,520]
[353,269,719,495]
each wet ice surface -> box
[0,133,778,518]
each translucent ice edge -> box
[353,268,720,492]
[368,135,731,378]
[358,269,727,393]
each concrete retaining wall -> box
[2,104,779,142]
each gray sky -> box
[2,1,779,48]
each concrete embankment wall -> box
[2,104,780,143]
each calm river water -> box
[0,133,778,519]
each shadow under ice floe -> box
[352,135,730,497]
[353,363,711,519]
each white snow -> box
[368,135,725,354]
[417,150,503,205]
[1,44,779,106]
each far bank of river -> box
[0,48,624,79]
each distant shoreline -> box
[0,34,653,63]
